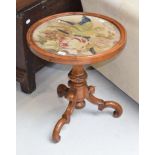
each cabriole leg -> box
[86,86,123,117]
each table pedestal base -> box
[52,65,123,143]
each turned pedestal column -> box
[52,65,123,142]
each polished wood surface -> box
[27,12,126,65]
[26,12,126,143]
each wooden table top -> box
[27,12,126,65]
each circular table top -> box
[27,12,126,65]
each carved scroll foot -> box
[98,101,123,118]
[87,86,123,118]
[57,84,68,97]
[52,101,75,143]
[52,118,66,142]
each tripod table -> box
[27,12,126,143]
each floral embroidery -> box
[33,15,120,56]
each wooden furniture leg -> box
[52,65,86,142]
[86,86,123,118]
[52,65,123,142]
[52,100,76,142]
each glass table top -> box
[32,15,120,56]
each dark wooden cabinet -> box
[16,0,83,93]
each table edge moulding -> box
[27,12,126,65]
[26,12,127,143]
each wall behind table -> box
[81,0,139,102]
